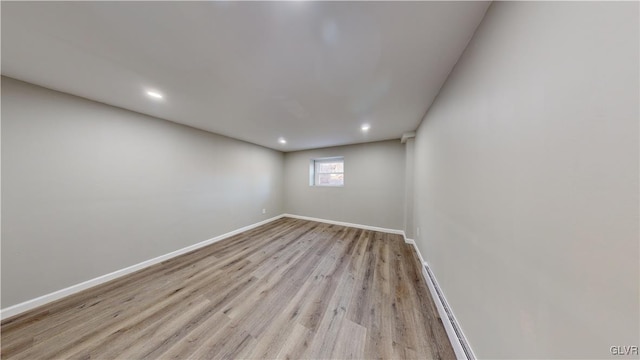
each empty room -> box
[1,1,638,359]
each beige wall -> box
[284,140,405,230]
[412,2,639,358]
[1,77,284,307]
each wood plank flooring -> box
[1,218,455,359]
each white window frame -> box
[309,156,344,187]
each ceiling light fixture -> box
[361,123,371,132]
[146,90,164,99]
[278,137,287,145]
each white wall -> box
[413,2,639,358]
[1,77,284,307]
[284,140,405,231]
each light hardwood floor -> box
[1,218,455,359]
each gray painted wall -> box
[412,2,639,358]
[403,138,415,239]
[284,140,405,230]
[1,77,284,307]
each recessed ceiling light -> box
[146,90,164,99]
[278,137,287,144]
[361,124,371,132]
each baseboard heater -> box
[423,263,475,360]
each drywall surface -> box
[284,140,405,230]
[1,77,284,307]
[403,138,415,239]
[413,2,639,358]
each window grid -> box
[311,157,344,187]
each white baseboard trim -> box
[0,214,286,321]
[404,238,429,268]
[282,213,405,236]
[405,240,476,360]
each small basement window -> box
[310,157,344,187]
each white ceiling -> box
[1,1,489,152]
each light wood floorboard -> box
[1,218,454,359]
